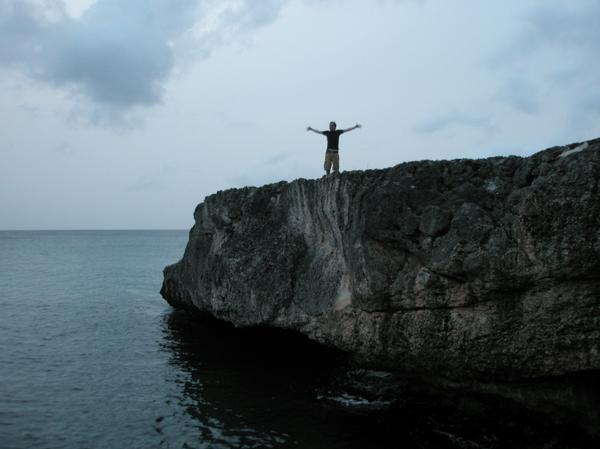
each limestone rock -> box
[161,138,600,381]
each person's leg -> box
[332,153,339,173]
[324,152,332,175]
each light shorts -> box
[324,150,339,173]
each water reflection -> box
[160,310,369,449]
[160,311,290,448]
[159,309,599,449]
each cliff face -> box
[161,139,600,381]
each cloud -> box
[50,142,73,154]
[488,2,600,68]
[581,96,600,116]
[485,2,600,125]
[494,78,538,115]
[127,164,177,192]
[414,113,495,134]
[527,2,600,51]
[0,0,287,123]
[128,175,167,192]
[230,151,294,187]
[1,1,197,106]
[220,0,286,30]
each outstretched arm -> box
[342,123,362,132]
[306,126,325,134]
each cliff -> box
[161,138,600,381]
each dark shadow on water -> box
[160,309,599,449]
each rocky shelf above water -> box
[161,138,600,382]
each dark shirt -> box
[323,130,345,150]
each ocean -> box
[0,231,596,449]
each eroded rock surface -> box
[161,139,600,381]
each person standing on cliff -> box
[307,121,361,175]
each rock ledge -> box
[161,139,600,381]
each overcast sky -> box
[1,0,599,230]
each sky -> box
[1,0,599,230]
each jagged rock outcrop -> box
[161,139,600,381]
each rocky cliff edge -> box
[161,139,600,381]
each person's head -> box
[329,121,337,131]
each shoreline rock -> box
[161,138,600,381]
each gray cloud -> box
[0,1,48,64]
[0,1,197,106]
[494,78,539,115]
[0,0,286,121]
[128,175,167,192]
[489,2,600,68]
[231,151,293,187]
[414,113,494,134]
[578,96,600,118]
[487,2,600,123]
[50,142,72,154]
[127,164,178,192]
[527,3,600,50]
[221,0,286,30]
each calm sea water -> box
[0,231,597,449]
